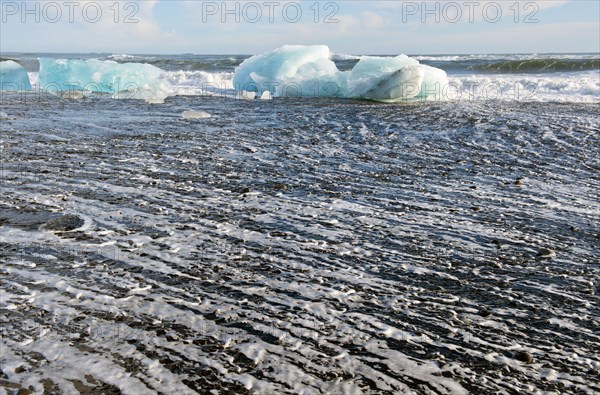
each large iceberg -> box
[38,58,172,103]
[233,45,347,98]
[233,45,448,102]
[0,60,32,91]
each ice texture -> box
[0,60,32,91]
[233,45,448,101]
[236,90,257,100]
[259,91,273,100]
[181,110,211,119]
[38,58,172,103]
[233,45,346,98]
[346,55,447,101]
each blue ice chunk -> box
[0,60,32,91]
[233,45,448,102]
[38,58,172,102]
[346,56,422,100]
[233,45,347,98]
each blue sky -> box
[1,0,599,54]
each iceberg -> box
[233,45,347,98]
[259,91,272,100]
[0,60,32,91]
[38,58,172,103]
[236,90,257,100]
[51,90,87,100]
[233,45,448,102]
[181,110,211,119]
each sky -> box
[1,0,599,54]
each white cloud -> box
[79,1,181,49]
[360,11,386,29]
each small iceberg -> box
[346,56,445,101]
[233,45,448,102]
[39,58,172,103]
[236,90,257,100]
[259,91,272,100]
[0,60,32,91]
[182,110,211,119]
[50,90,87,100]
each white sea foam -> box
[164,70,234,96]
[447,72,600,103]
[22,68,600,103]
[107,54,139,61]
[331,53,361,61]
[413,53,600,62]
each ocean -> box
[1,52,599,394]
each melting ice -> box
[233,45,449,101]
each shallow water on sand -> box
[1,94,599,394]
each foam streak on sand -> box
[0,93,598,393]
